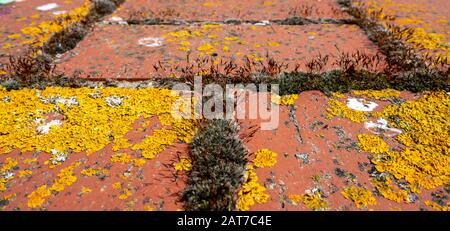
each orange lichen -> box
[357,134,390,154]
[236,165,269,211]
[301,190,329,211]
[173,158,192,171]
[253,148,277,168]
[341,186,377,209]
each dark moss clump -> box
[182,119,247,211]
[43,24,87,55]
[88,0,116,18]
[269,69,449,96]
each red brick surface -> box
[56,23,382,79]
[114,0,350,21]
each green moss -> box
[182,119,247,211]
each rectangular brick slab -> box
[56,23,382,79]
[114,0,350,21]
[0,0,86,63]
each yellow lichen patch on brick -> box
[253,148,277,168]
[0,158,17,191]
[351,92,450,203]
[271,94,299,106]
[341,186,377,209]
[112,182,122,190]
[27,185,51,208]
[48,162,80,192]
[80,186,92,194]
[173,158,191,171]
[23,158,38,164]
[236,165,269,211]
[301,190,329,211]
[80,168,98,177]
[132,159,146,167]
[196,43,214,53]
[143,204,154,211]
[288,194,302,204]
[267,41,280,47]
[370,178,410,203]
[0,87,197,161]
[374,92,450,190]
[1,157,17,173]
[351,89,400,100]
[425,200,449,211]
[110,153,132,164]
[27,162,80,208]
[326,98,367,122]
[118,187,132,200]
[357,134,390,154]
[18,169,32,178]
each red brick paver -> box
[56,23,382,79]
[114,0,350,21]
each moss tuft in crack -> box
[43,24,88,55]
[181,119,247,211]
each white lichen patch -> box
[138,37,164,47]
[255,20,270,26]
[36,3,59,11]
[364,118,402,136]
[105,95,124,108]
[36,120,62,135]
[346,98,378,112]
[49,149,68,165]
[1,171,14,180]
[39,95,79,107]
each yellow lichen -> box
[112,182,122,190]
[132,158,146,167]
[1,158,17,173]
[271,94,298,106]
[80,168,98,177]
[48,162,80,193]
[110,153,132,164]
[143,204,154,211]
[350,91,450,203]
[357,134,390,154]
[373,92,450,191]
[0,87,197,163]
[118,188,132,200]
[173,158,192,171]
[326,99,367,122]
[370,178,410,203]
[341,186,377,209]
[267,42,280,47]
[236,165,269,211]
[253,148,277,168]
[351,89,400,100]
[80,186,92,194]
[288,194,302,204]
[301,191,329,211]
[27,185,51,208]
[425,200,449,211]
[18,169,32,178]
